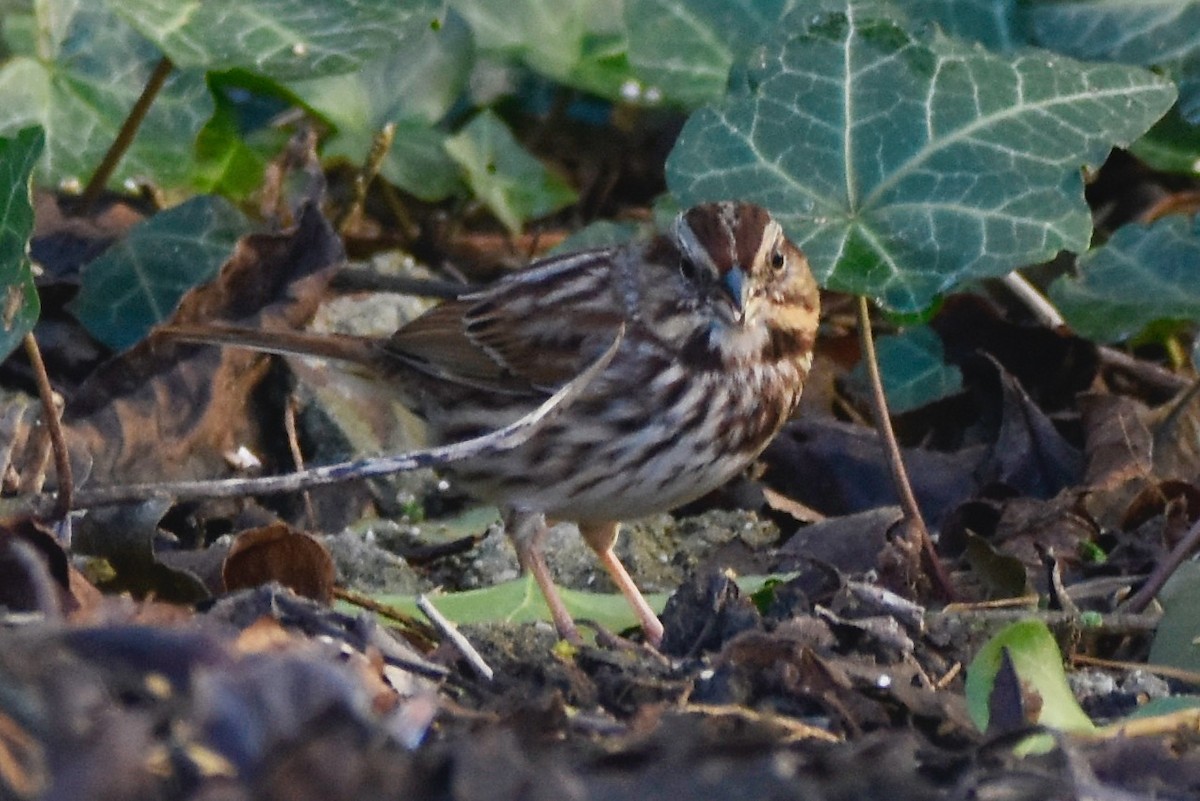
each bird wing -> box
[380,249,626,395]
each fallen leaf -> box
[223,522,336,604]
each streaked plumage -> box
[162,202,820,646]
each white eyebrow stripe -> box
[750,219,782,271]
[674,215,717,273]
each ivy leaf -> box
[624,0,801,107]
[549,219,642,255]
[450,0,632,98]
[1148,562,1200,672]
[70,196,253,351]
[892,0,1026,51]
[292,9,471,201]
[849,325,963,413]
[109,0,445,81]
[444,110,577,233]
[0,127,43,360]
[191,78,287,199]
[1025,0,1200,124]
[1128,106,1200,177]
[1025,1,1200,64]
[1049,215,1200,343]
[0,3,211,189]
[667,0,1176,313]
[1182,56,1200,123]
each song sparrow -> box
[162,202,819,646]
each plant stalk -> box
[80,56,174,211]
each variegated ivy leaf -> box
[109,0,445,80]
[624,0,801,107]
[0,3,211,189]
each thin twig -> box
[1004,275,1191,397]
[1071,653,1200,687]
[999,271,1065,328]
[1097,344,1189,396]
[417,594,493,681]
[283,396,316,528]
[331,586,437,640]
[855,296,954,599]
[23,333,71,519]
[80,56,174,211]
[1120,514,1200,615]
[335,122,395,232]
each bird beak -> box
[722,266,749,317]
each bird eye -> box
[679,256,699,282]
[770,249,786,271]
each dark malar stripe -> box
[762,328,815,364]
[680,328,723,371]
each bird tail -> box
[155,322,380,367]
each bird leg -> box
[504,509,583,644]
[579,521,665,647]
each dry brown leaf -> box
[223,521,336,603]
[62,204,344,487]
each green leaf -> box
[450,0,632,97]
[1123,695,1200,721]
[624,0,801,107]
[1182,56,1200,123]
[548,219,642,255]
[0,2,211,190]
[371,572,791,635]
[892,0,1026,51]
[1049,215,1200,343]
[0,127,43,360]
[108,0,445,80]
[1148,561,1200,672]
[1128,105,1200,176]
[373,121,465,203]
[1,11,37,60]
[191,82,282,199]
[377,574,670,634]
[1025,1,1200,124]
[965,618,1094,734]
[849,325,963,413]
[69,196,253,350]
[666,1,1177,313]
[291,9,471,201]
[444,110,578,233]
[1026,1,1200,65]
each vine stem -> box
[80,56,174,211]
[855,296,953,599]
[23,333,72,519]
